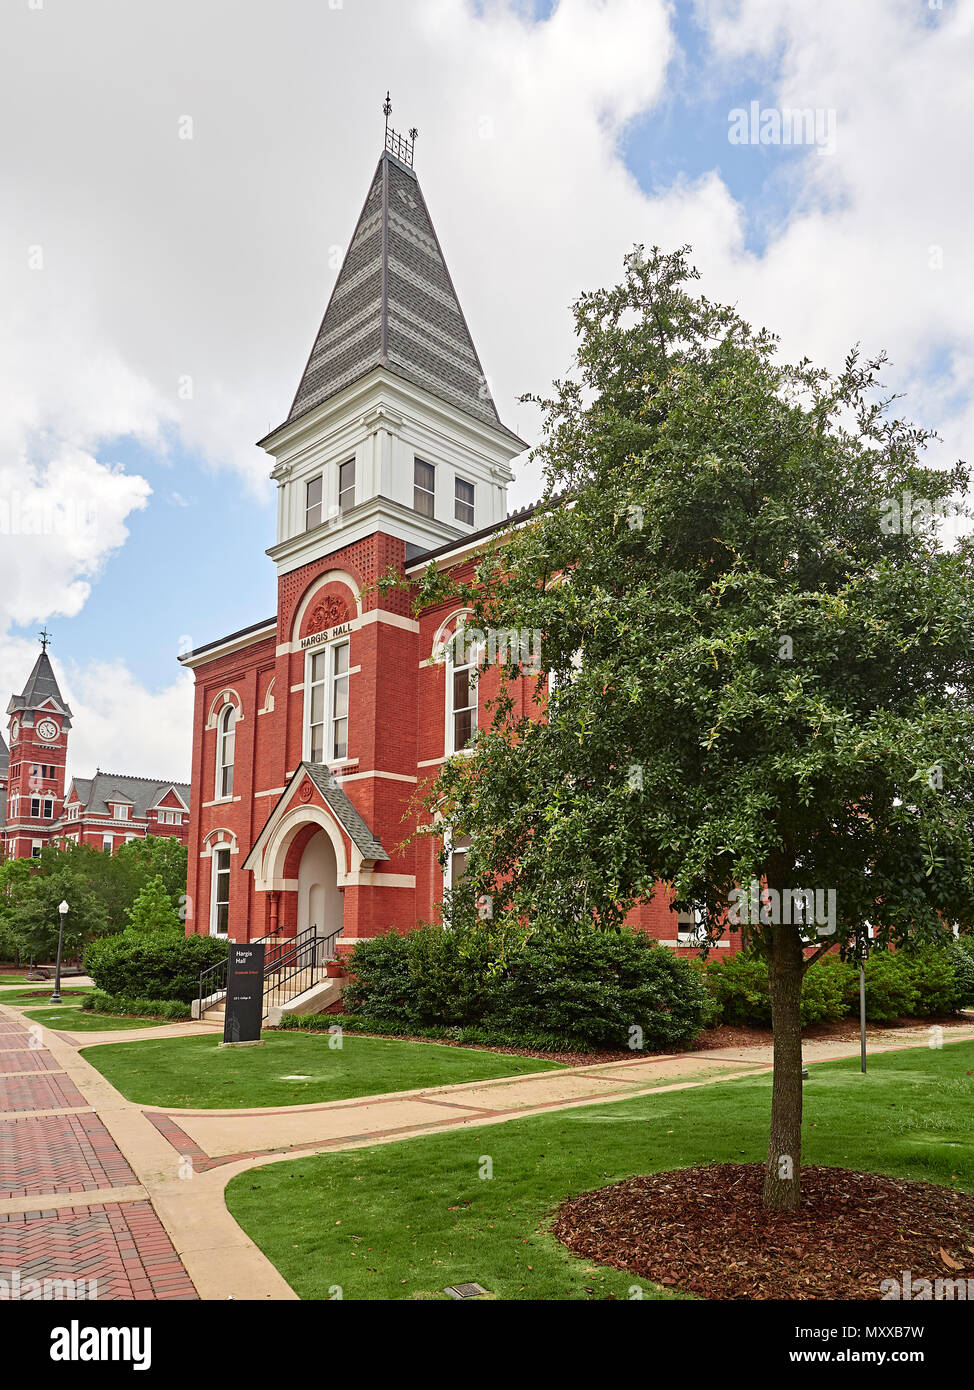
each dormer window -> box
[306,475,323,530]
[113,804,129,821]
[414,458,435,518]
[338,459,355,512]
[455,477,475,527]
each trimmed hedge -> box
[703,942,972,1028]
[81,990,191,1021]
[83,933,228,1003]
[345,925,710,1052]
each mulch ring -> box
[552,1164,974,1300]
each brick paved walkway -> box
[0,1013,198,1300]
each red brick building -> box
[179,131,725,956]
[3,643,190,860]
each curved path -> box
[2,984,971,1301]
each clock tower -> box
[3,632,72,860]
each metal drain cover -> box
[444,1283,488,1300]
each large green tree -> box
[0,835,188,962]
[411,247,974,1212]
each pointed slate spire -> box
[7,649,73,724]
[0,729,8,780]
[286,135,522,446]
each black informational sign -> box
[223,942,266,1044]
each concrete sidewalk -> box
[2,995,972,1301]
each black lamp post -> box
[50,900,68,1004]
[855,927,871,1073]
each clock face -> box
[10,719,18,744]
[37,719,58,743]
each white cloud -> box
[2,0,972,776]
[59,661,194,787]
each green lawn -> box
[225,1040,974,1301]
[0,987,93,1007]
[20,1006,173,1032]
[81,1031,564,1109]
[0,976,32,985]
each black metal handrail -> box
[262,924,343,1013]
[198,925,343,1019]
[197,929,272,1017]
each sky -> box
[1,0,972,784]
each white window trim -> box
[210,841,232,937]
[444,627,480,757]
[442,829,472,896]
[215,703,236,801]
[303,637,351,764]
[454,476,475,527]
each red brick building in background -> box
[179,130,727,957]
[3,641,190,861]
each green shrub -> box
[83,933,227,1003]
[858,951,919,1022]
[951,937,974,1007]
[702,953,772,1026]
[345,925,710,1052]
[703,950,854,1028]
[901,945,963,1016]
[490,930,709,1050]
[343,931,417,1021]
[800,953,856,1024]
[81,990,190,1020]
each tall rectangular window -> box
[306,641,351,764]
[30,797,40,818]
[338,459,355,512]
[212,847,230,936]
[331,641,349,761]
[414,458,435,518]
[102,835,114,855]
[43,798,54,819]
[307,650,328,763]
[448,637,479,753]
[455,477,475,526]
[306,475,323,530]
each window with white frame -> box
[31,841,43,859]
[113,803,129,821]
[43,798,53,819]
[676,902,708,945]
[306,640,350,763]
[306,475,323,530]
[414,458,435,518]
[217,705,236,798]
[443,832,472,894]
[446,628,480,754]
[30,797,40,818]
[454,477,475,526]
[211,845,231,936]
[102,835,114,854]
[338,459,355,512]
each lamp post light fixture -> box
[50,900,69,1004]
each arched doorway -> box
[296,828,344,939]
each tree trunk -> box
[762,921,805,1212]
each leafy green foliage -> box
[0,837,188,963]
[346,926,710,1051]
[952,937,974,1006]
[125,875,183,936]
[409,244,974,961]
[81,990,191,1020]
[83,933,227,1003]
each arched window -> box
[217,705,236,798]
